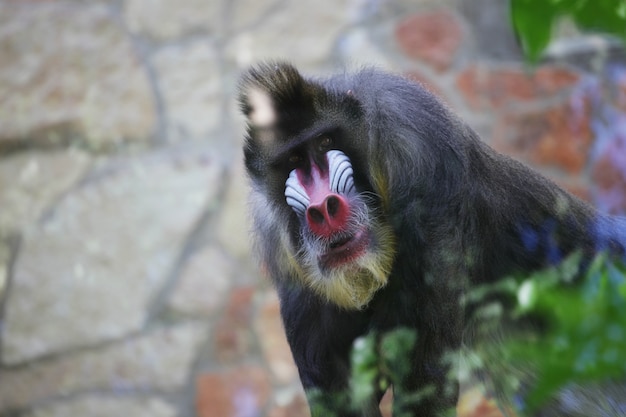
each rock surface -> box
[0,150,91,235]
[25,396,177,417]
[0,324,206,410]
[0,2,156,147]
[124,0,223,40]
[2,150,221,364]
[152,42,223,141]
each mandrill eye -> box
[288,153,303,165]
[318,136,333,152]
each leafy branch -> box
[510,0,626,61]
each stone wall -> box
[0,0,624,416]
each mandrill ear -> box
[238,62,317,135]
[242,87,276,128]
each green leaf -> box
[499,254,626,413]
[380,328,416,383]
[571,0,626,39]
[510,0,560,62]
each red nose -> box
[306,194,350,238]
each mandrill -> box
[238,62,626,417]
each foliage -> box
[501,253,626,412]
[307,327,426,417]
[344,254,626,416]
[466,252,626,414]
[510,0,626,61]
[351,328,439,417]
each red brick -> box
[395,10,462,72]
[226,287,256,323]
[213,286,255,363]
[493,99,593,174]
[254,291,298,384]
[196,365,271,417]
[456,64,581,111]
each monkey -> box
[238,62,626,417]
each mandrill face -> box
[282,144,396,309]
[241,68,396,309]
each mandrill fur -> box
[238,62,626,417]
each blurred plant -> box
[338,253,626,416]
[466,252,626,415]
[351,327,441,417]
[510,0,626,61]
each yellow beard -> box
[285,221,396,310]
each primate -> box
[238,62,626,417]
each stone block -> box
[2,149,221,364]
[338,29,394,70]
[152,41,223,142]
[0,2,155,148]
[458,0,523,60]
[394,10,463,72]
[0,324,206,411]
[124,0,223,40]
[493,100,592,175]
[168,245,234,316]
[25,396,176,417]
[227,0,357,68]
[213,286,255,363]
[0,150,90,236]
[215,155,253,261]
[0,242,10,301]
[456,64,581,111]
[196,365,271,417]
[254,291,298,384]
